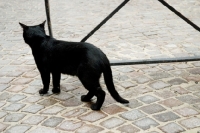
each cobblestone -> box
[159,122,185,133]
[42,117,64,127]
[139,104,166,114]
[1,0,200,132]
[4,113,26,122]
[153,111,180,122]
[133,117,159,130]
[5,125,31,133]
[100,117,124,129]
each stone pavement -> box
[0,0,200,132]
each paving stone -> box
[24,96,42,103]
[0,102,5,108]
[7,85,25,92]
[102,104,127,115]
[159,122,185,133]
[12,78,33,85]
[22,104,44,113]
[155,90,176,99]
[184,75,200,82]
[29,127,59,133]
[149,81,170,90]
[0,111,7,119]
[75,124,104,133]
[194,104,200,110]
[177,95,200,104]
[149,72,171,80]
[126,99,143,109]
[120,109,146,121]
[38,98,58,106]
[5,125,31,133]
[137,95,159,104]
[61,97,82,107]
[0,122,9,132]
[168,78,187,85]
[133,117,159,130]
[134,86,153,94]
[23,86,40,94]
[179,117,200,129]
[119,81,136,89]
[7,94,26,102]
[6,71,24,77]
[139,104,166,114]
[186,84,200,91]
[3,103,25,112]
[42,116,64,127]
[132,75,151,84]
[4,113,26,122]
[153,111,180,122]
[142,68,160,73]
[174,63,192,69]
[78,111,107,122]
[58,120,83,131]
[0,84,10,91]
[159,98,183,108]
[189,68,200,75]
[52,91,73,101]
[174,107,199,117]
[29,79,42,86]
[0,92,12,101]
[40,105,64,115]
[170,70,189,77]
[62,108,87,118]
[61,84,77,92]
[72,87,88,96]
[23,71,39,78]
[171,86,190,94]
[0,77,14,84]
[117,124,140,133]
[100,117,124,129]
[22,115,47,125]
[117,66,134,73]
[160,65,174,71]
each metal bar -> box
[81,0,130,42]
[44,0,53,37]
[110,56,200,66]
[158,0,200,32]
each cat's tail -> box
[103,64,129,104]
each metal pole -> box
[44,0,53,37]
[110,56,200,66]
[81,0,130,42]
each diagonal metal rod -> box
[110,56,200,66]
[158,0,200,32]
[44,0,53,37]
[81,0,130,42]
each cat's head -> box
[19,21,46,46]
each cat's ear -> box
[40,20,46,28]
[19,22,28,29]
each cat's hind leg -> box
[81,91,94,102]
[78,75,105,110]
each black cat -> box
[19,21,129,110]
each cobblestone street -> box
[1,0,200,132]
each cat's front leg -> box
[39,70,50,95]
[52,72,61,94]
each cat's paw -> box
[91,104,100,110]
[52,88,60,94]
[81,95,91,102]
[39,89,48,95]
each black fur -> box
[19,21,129,110]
